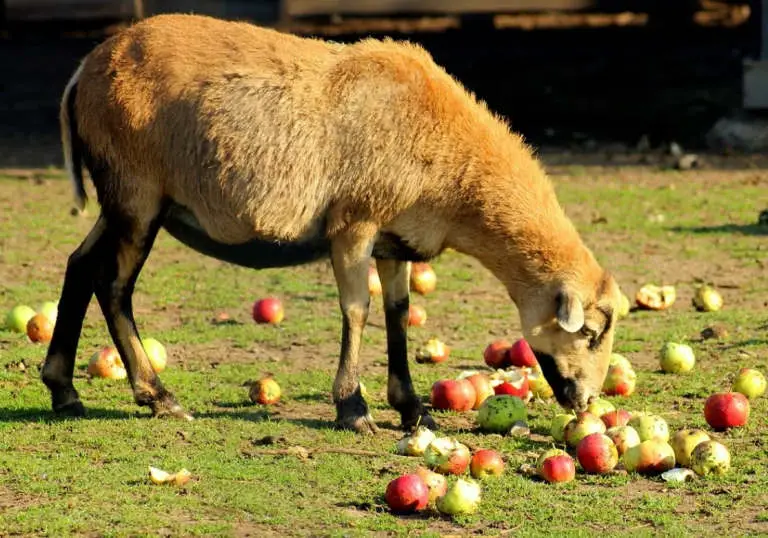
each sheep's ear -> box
[556,288,584,333]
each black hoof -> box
[53,399,86,418]
[335,389,378,434]
[335,414,379,435]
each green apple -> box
[38,301,59,325]
[586,398,615,417]
[142,337,167,373]
[550,413,575,442]
[476,395,527,433]
[692,285,723,312]
[628,414,669,442]
[690,440,730,476]
[436,478,481,516]
[623,439,675,474]
[618,293,631,319]
[5,305,36,333]
[659,342,695,374]
[564,412,606,448]
[536,448,568,475]
[609,353,633,370]
[605,425,641,456]
[670,429,711,468]
[732,368,766,399]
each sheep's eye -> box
[581,326,599,348]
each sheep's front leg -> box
[330,224,378,434]
[376,260,436,431]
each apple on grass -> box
[692,284,723,312]
[414,467,447,503]
[659,342,695,373]
[410,262,437,295]
[537,449,576,484]
[732,368,766,399]
[5,304,36,334]
[424,437,471,475]
[142,337,167,373]
[252,297,284,324]
[38,301,59,325]
[635,284,676,310]
[26,314,54,343]
[704,392,750,430]
[617,292,631,319]
[628,414,669,443]
[430,379,476,412]
[601,409,632,428]
[462,373,495,410]
[586,397,615,417]
[602,363,637,397]
[576,433,619,474]
[249,375,281,404]
[87,347,127,380]
[622,439,676,475]
[670,429,711,468]
[605,425,641,456]
[470,449,504,479]
[415,338,450,364]
[395,426,435,457]
[483,339,511,369]
[436,478,481,516]
[550,413,576,442]
[385,474,429,513]
[506,338,538,368]
[690,440,731,476]
[476,395,527,433]
[564,412,606,448]
[408,305,427,327]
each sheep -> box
[42,13,622,433]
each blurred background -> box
[1,1,765,167]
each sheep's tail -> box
[60,62,87,212]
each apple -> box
[38,301,59,325]
[470,449,504,479]
[732,368,766,399]
[601,409,632,428]
[408,304,427,327]
[415,338,450,364]
[506,338,538,368]
[252,297,284,324]
[602,363,637,397]
[692,284,723,312]
[26,314,54,343]
[617,292,631,319]
[537,448,568,474]
[430,379,476,412]
[464,373,495,410]
[550,413,576,442]
[586,397,615,417]
[539,453,576,484]
[385,474,429,513]
[576,433,619,474]
[623,439,676,474]
[528,368,554,399]
[368,266,382,296]
[5,304,36,333]
[493,369,529,399]
[483,339,511,369]
[142,337,167,373]
[605,425,641,456]
[476,395,527,433]
[564,412,606,448]
[704,392,750,430]
[424,437,471,475]
[414,466,447,503]
[609,353,633,370]
[628,414,669,442]
[87,347,127,380]
[395,426,436,457]
[635,284,676,310]
[410,262,437,295]
[690,440,731,476]
[436,478,481,516]
[670,429,711,468]
[659,342,695,374]
[249,376,281,404]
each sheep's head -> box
[518,271,621,412]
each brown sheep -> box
[43,13,622,433]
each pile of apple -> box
[87,337,168,379]
[5,301,59,343]
[388,426,503,516]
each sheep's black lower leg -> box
[377,260,435,431]
[330,225,378,434]
[93,209,191,421]
[41,217,106,416]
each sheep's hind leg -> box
[93,207,191,421]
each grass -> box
[0,162,766,537]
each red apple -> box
[410,262,437,295]
[564,412,606,447]
[430,379,476,412]
[87,347,127,380]
[704,392,750,430]
[408,305,427,327]
[464,373,495,410]
[368,266,382,296]
[385,474,429,513]
[540,454,576,484]
[249,376,281,404]
[415,338,450,364]
[601,409,632,428]
[483,339,512,369]
[424,437,471,475]
[605,425,641,456]
[506,338,538,368]
[494,377,530,399]
[26,313,54,343]
[602,363,637,397]
[576,433,619,474]
[252,297,284,324]
[623,439,676,474]
[469,449,505,479]
[414,467,447,503]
